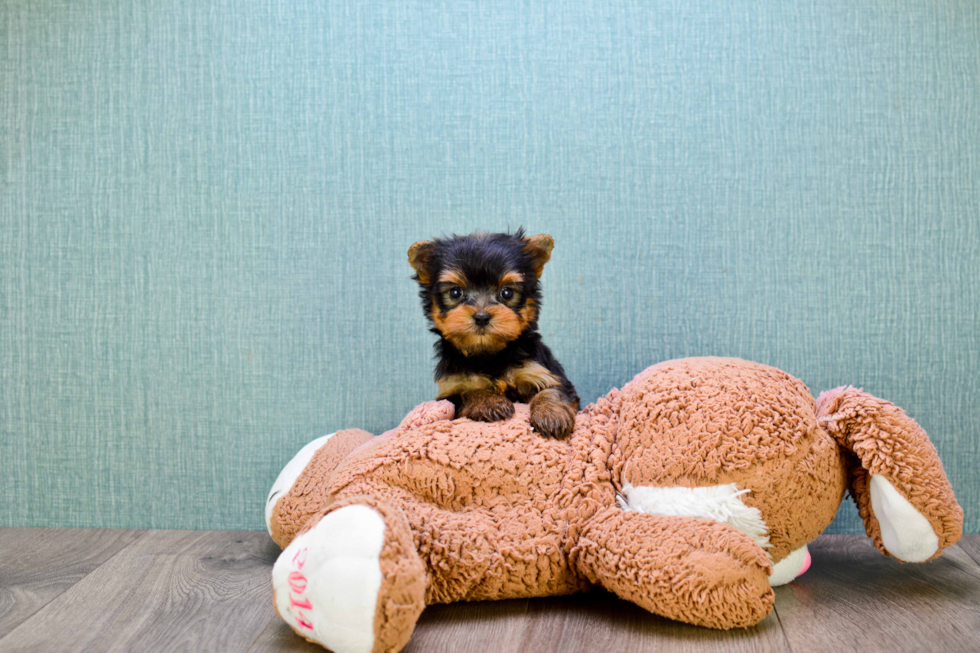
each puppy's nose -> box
[473,311,492,327]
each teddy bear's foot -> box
[272,498,426,653]
[868,475,939,562]
[769,544,811,586]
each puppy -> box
[408,229,580,439]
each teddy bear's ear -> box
[816,386,963,562]
[407,241,435,284]
[523,234,554,278]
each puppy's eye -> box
[449,287,463,300]
[500,287,514,301]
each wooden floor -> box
[0,530,977,653]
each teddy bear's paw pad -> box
[769,544,811,586]
[869,474,939,562]
[265,433,337,535]
[272,505,385,653]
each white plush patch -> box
[869,474,939,563]
[272,505,385,653]
[265,433,337,535]
[619,483,771,551]
[769,544,809,587]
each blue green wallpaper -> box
[2,0,978,532]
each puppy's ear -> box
[408,241,436,284]
[523,234,554,278]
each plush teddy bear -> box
[264,357,962,653]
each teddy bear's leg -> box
[272,495,426,653]
[266,429,374,548]
[571,507,774,630]
[327,483,586,603]
[816,387,963,562]
[328,484,580,604]
[397,499,585,603]
[400,502,508,603]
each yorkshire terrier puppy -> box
[408,229,580,439]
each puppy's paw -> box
[530,389,576,439]
[459,391,515,422]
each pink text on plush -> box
[287,547,314,629]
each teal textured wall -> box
[2,0,978,533]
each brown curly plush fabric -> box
[324,401,615,603]
[816,386,963,560]
[268,357,963,653]
[269,428,373,546]
[611,358,848,561]
[571,507,774,628]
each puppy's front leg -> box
[458,390,515,422]
[529,387,578,439]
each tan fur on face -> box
[483,304,524,340]
[438,269,467,287]
[430,304,477,344]
[432,303,527,356]
[499,271,524,289]
[520,298,538,325]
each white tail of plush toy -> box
[816,386,963,562]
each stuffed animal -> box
[264,357,962,653]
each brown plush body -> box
[267,357,963,653]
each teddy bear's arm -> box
[394,400,456,434]
[570,507,775,630]
[267,428,375,548]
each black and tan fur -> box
[408,229,580,439]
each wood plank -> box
[248,598,532,653]
[3,530,976,653]
[253,592,788,653]
[405,600,531,653]
[0,528,144,638]
[0,530,281,653]
[954,534,980,566]
[517,591,789,653]
[775,534,980,653]
[247,618,325,653]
